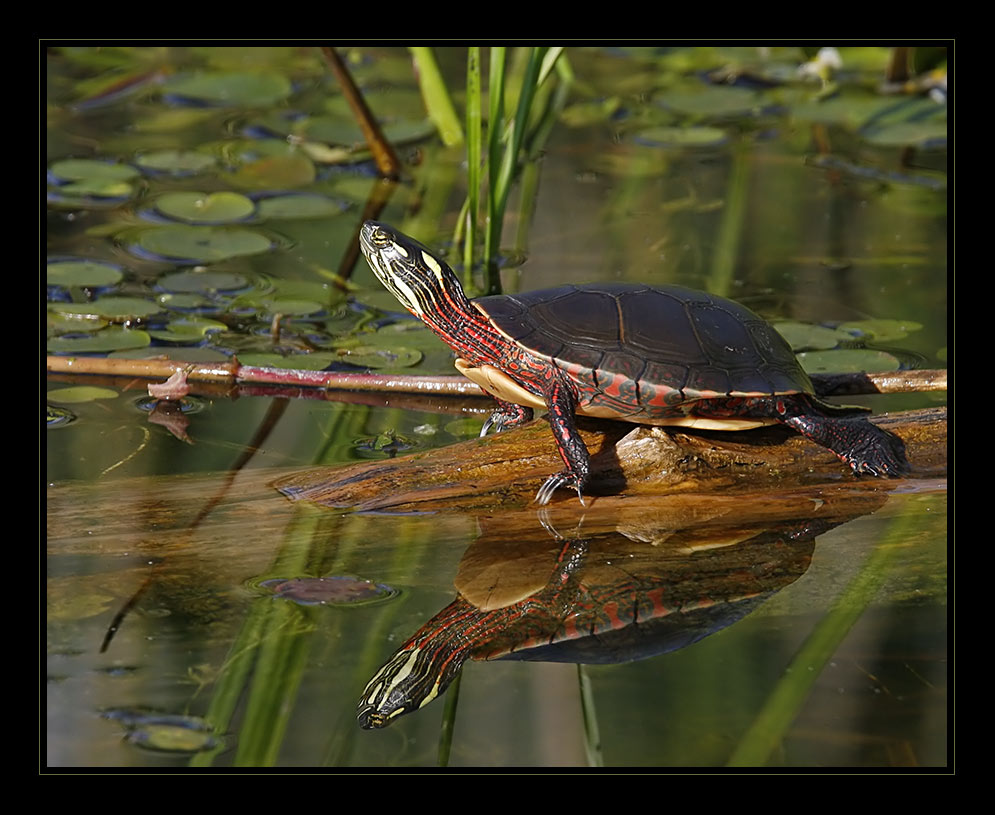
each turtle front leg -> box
[480,399,533,437]
[535,378,590,506]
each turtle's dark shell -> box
[474,283,810,421]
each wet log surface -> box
[274,407,947,513]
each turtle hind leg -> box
[781,397,910,477]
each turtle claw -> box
[841,424,910,478]
[534,471,586,507]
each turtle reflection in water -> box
[357,518,840,730]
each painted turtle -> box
[359,221,908,504]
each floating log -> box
[274,407,946,513]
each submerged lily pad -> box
[48,327,151,353]
[155,191,255,223]
[260,576,397,607]
[132,225,271,262]
[47,386,119,404]
[797,348,902,374]
[47,259,124,287]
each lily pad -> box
[47,386,119,404]
[332,344,423,369]
[47,260,123,287]
[147,316,227,343]
[659,85,764,118]
[135,149,218,176]
[133,225,271,263]
[772,321,854,351]
[261,298,324,316]
[109,346,230,363]
[797,348,902,374]
[155,191,255,223]
[634,126,728,147]
[163,71,293,107]
[237,352,336,370]
[837,318,924,343]
[862,120,947,148]
[49,158,140,183]
[260,575,397,606]
[158,269,250,294]
[52,297,162,321]
[48,327,151,353]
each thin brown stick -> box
[46,354,948,399]
[320,46,401,179]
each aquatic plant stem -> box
[410,47,464,147]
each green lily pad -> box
[109,346,230,363]
[125,724,220,753]
[229,153,316,190]
[158,269,250,294]
[49,158,140,183]
[48,310,107,333]
[164,71,293,107]
[147,316,227,343]
[261,298,324,316]
[797,349,902,374]
[635,126,728,147]
[48,327,151,353]
[659,85,763,118]
[837,318,924,342]
[58,179,135,198]
[51,297,162,321]
[772,321,854,351]
[47,385,119,404]
[155,191,255,223]
[862,120,947,147]
[134,225,271,262]
[256,193,347,219]
[156,292,212,309]
[136,149,217,176]
[238,352,336,370]
[332,344,423,369]
[47,260,123,287]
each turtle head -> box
[360,221,471,328]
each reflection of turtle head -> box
[357,638,463,730]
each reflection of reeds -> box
[726,509,924,767]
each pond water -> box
[46,45,948,769]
